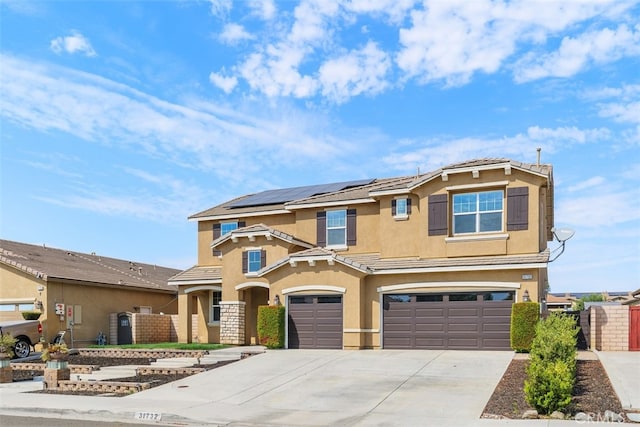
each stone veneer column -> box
[219,301,246,345]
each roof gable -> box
[210,223,314,249]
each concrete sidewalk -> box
[596,351,640,411]
[0,348,637,426]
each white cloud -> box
[209,70,238,93]
[514,24,640,82]
[249,0,276,20]
[318,41,391,103]
[556,191,640,228]
[566,176,606,193]
[394,0,636,86]
[50,30,96,57]
[381,126,610,172]
[345,0,415,23]
[219,23,254,45]
[0,54,352,185]
[209,0,231,18]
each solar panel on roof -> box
[228,178,374,208]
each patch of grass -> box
[88,342,228,350]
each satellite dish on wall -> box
[549,227,576,262]
[552,227,575,243]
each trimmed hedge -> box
[524,312,579,414]
[21,311,42,320]
[257,305,285,349]
[510,302,539,352]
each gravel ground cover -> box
[482,359,627,420]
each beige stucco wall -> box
[197,212,298,266]
[414,168,548,259]
[0,267,42,321]
[1,265,177,345]
[182,164,552,348]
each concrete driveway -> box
[127,349,513,426]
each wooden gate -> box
[630,307,640,351]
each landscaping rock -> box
[522,409,538,419]
[550,411,565,420]
[627,413,640,423]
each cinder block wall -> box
[169,314,198,343]
[131,313,171,344]
[590,305,629,351]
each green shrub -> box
[257,305,285,349]
[524,358,574,414]
[530,312,578,367]
[510,302,540,352]
[524,312,579,414]
[21,311,42,320]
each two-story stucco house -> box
[170,158,553,350]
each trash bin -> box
[117,312,133,345]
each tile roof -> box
[168,265,222,284]
[189,158,553,220]
[0,239,179,293]
[210,223,314,249]
[344,249,550,273]
[258,247,549,277]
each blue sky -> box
[1,0,638,293]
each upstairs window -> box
[326,209,347,246]
[242,249,266,274]
[317,209,356,247]
[212,221,245,256]
[453,190,503,234]
[392,198,411,219]
[221,222,239,236]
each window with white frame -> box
[221,222,239,236]
[453,190,503,234]
[393,198,408,218]
[247,250,262,273]
[326,209,347,246]
[210,291,221,323]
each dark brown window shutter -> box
[316,211,326,246]
[238,221,246,228]
[407,198,412,214]
[428,194,448,236]
[261,250,266,269]
[347,209,357,246]
[242,251,248,273]
[212,224,222,256]
[507,187,529,231]
[391,199,397,216]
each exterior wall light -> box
[523,290,530,302]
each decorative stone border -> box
[57,380,151,394]
[12,363,98,374]
[78,349,206,359]
[135,367,205,375]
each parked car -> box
[0,319,42,358]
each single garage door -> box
[383,291,514,350]
[288,295,343,349]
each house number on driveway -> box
[134,412,162,421]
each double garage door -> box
[383,291,514,350]
[287,291,514,350]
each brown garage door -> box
[383,291,514,350]
[288,295,343,349]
